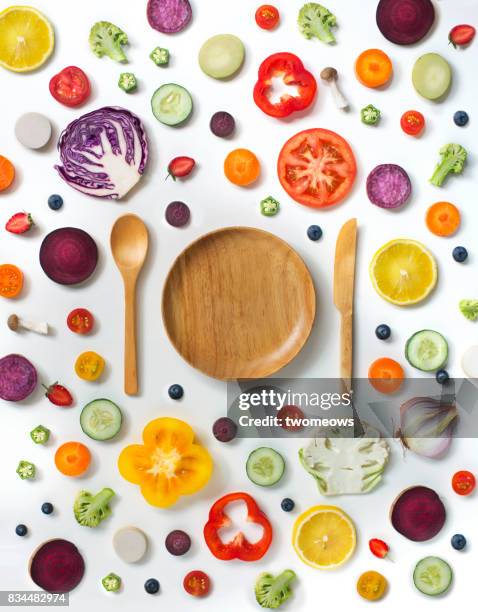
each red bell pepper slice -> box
[203,492,273,561]
[253,52,317,118]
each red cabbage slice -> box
[0,354,37,401]
[147,0,192,34]
[30,539,85,593]
[366,164,411,209]
[55,107,148,200]
[377,0,435,45]
[39,227,98,285]
[391,486,446,541]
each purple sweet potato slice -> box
[366,164,411,209]
[0,354,37,401]
[390,486,446,541]
[39,227,98,286]
[376,0,435,45]
[30,539,85,593]
[147,0,192,34]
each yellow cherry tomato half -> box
[75,351,105,381]
[357,571,387,601]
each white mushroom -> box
[320,67,349,110]
[8,314,49,335]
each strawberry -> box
[43,382,73,407]
[6,212,34,234]
[449,25,476,48]
[369,538,389,559]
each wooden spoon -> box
[111,214,149,395]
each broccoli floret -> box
[459,299,478,321]
[260,196,280,216]
[74,488,115,527]
[430,144,467,187]
[118,72,137,93]
[298,3,337,44]
[150,47,170,66]
[255,570,296,609]
[102,572,121,592]
[16,460,36,480]
[89,22,128,63]
[30,425,50,445]
[361,104,381,125]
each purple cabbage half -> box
[55,107,148,200]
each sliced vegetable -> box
[150,46,170,66]
[0,354,37,401]
[151,84,193,126]
[147,0,192,34]
[6,212,34,234]
[462,345,478,378]
[113,526,148,563]
[165,201,190,227]
[246,447,285,486]
[80,399,122,441]
[255,5,280,30]
[253,53,317,118]
[0,264,23,298]
[183,571,210,597]
[49,66,91,107]
[74,487,115,527]
[15,112,51,150]
[55,442,91,477]
[452,470,476,496]
[298,3,337,44]
[204,492,272,561]
[224,149,261,186]
[89,22,128,62]
[278,405,305,431]
[75,351,105,382]
[16,459,35,480]
[102,573,121,593]
[459,300,478,321]
[361,104,381,125]
[320,67,349,110]
[255,570,296,609]
[118,72,137,93]
[449,24,475,48]
[165,530,191,556]
[56,107,148,199]
[167,156,195,180]
[366,164,411,209]
[0,155,15,191]
[357,571,387,601]
[212,417,237,442]
[414,557,452,596]
[376,0,435,45]
[40,228,98,286]
[426,202,460,237]
[391,486,445,541]
[430,144,467,187]
[29,539,85,593]
[405,330,448,371]
[67,308,94,334]
[400,110,425,136]
[30,425,50,445]
[199,34,245,79]
[8,314,48,335]
[355,49,392,88]
[210,111,235,137]
[260,196,280,216]
[368,357,404,393]
[412,53,451,100]
[369,538,389,559]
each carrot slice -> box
[355,49,393,88]
[55,441,91,476]
[0,264,23,298]
[426,202,460,237]
[0,155,15,191]
[368,357,404,394]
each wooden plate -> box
[162,227,316,379]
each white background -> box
[1,0,477,609]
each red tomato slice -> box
[49,66,91,107]
[255,5,280,30]
[277,128,357,208]
[277,405,305,431]
[452,470,476,496]
[67,308,94,334]
[183,571,210,597]
[400,110,425,136]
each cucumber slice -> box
[151,84,193,126]
[80,399,122,441]
[413,556,452,596]
[246,447,285,487]
[198,34,245,79]
[405,330,448,372]
[412,53,451,100]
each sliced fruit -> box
[67,308,94,334]
[44,382,73,406]
[401,110,425,136]
[0,264,23,298]
[405,330,448,371]
[292,505,356,569]
[357,570,387,601]
[414,557,452,596]
[6,212,33,234]
[74,351,105,381]
[452,470,475,496]
[426,202,460,237]
[412,53,451,100]
[449,24,476,48]
[370,239,437,306]
[355,49,393,88]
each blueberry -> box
[307,225,323,241]
[453,246,468,263]
[168,384,184,400]
[454,111,469,127]
[48,194,63,210]
[41,502,53,515]
[165,530,191,556]
[144,578,160,594]
[15,524,28,536]
[375,324,391,340]
[436,369,449,385]
[212,417,237,443]
[281,498,295,512]
[451,533,466,550]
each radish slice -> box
[113,526,148,563]
[391,486,446,541]
[366,164,411,209]
[29,539,85,593]
[462,346,478,378]
[376,0,435,45]
[0,354,37,401]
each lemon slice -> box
[0,6,54,72]
[292,505,356,569]
[370,239,437,306]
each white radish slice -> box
[113,526,148,563]
[15,113,52,149]
[462,346,478,378]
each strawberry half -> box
[449,25,476,48]
[43,382,73,407]
[6,212,34,234]
[369,538,389,559]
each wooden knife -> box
[334,218,357,394]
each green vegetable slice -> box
[405,330,448,372]
[246,447,285,487]
[80,399,122,441]
[198,34,245,79]
[413,557,452,596]
[151,83,193,126]
[412,53,451,100]
[255,569,296,608]
[298,3,337,44]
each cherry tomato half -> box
[277,405,305,431]
[183,571,210,597]
[255,5,280,30]
[400,110,425,136]
[49,66,91,107]
[452,470,476,496]
[67,308,94,334]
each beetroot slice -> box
[391,486,446,541]
[39,227,98,285]
[30,539,85,593]
[0,354,37,401]
[166,201,190,227]
[147,0,192,33]
[366,164,411,209]
[377,0,435,45]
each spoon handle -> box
[124,278,138,395]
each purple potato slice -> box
[0,354,37,401]
[367,164,411,209]
[147,0,192,34]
